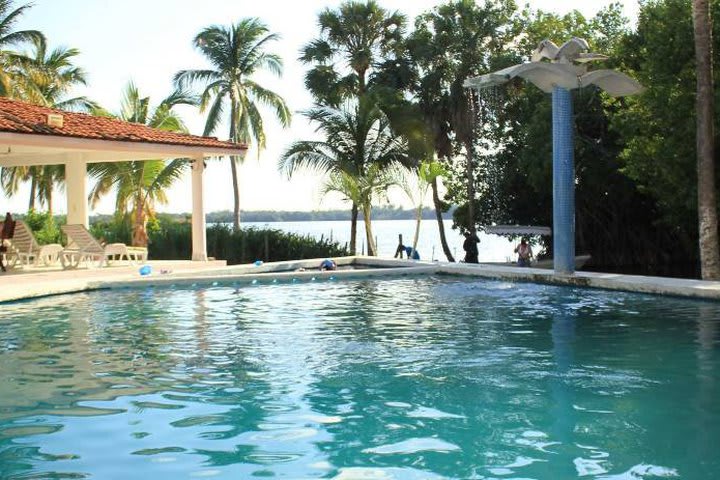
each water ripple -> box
[0,277,718,478]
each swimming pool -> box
[1,277,718,478]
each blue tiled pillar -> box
[552,87,575,274]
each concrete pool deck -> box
[2,256,720,303]
[0,260,228,303]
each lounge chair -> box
[4,220,63,268]
[60,224,148,268]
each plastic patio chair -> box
[60,224,148,268]
[3,220,64,268]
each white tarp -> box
[483,225,552,236]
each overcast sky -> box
[3,0,640,215]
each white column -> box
[191,156,207,261]
[65,154,88,228]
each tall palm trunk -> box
[132,164,148,247]
[431,177,454,262]
[28,174,36,211]
[464,138,476,237]
[350,203,358,255]
[362,202,377,256]
[229,98,241,232]
[230,156,241,231]
[454,91,477,239]
[412,204,422,255]
[693,0,720,279]
[132,193,148,247]
[47,185,53,217]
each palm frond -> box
[245,79,291,127]
[54,96,98,112]
[299,39,334,63]
[202,93,225,136]
[145,158,189,204]
[173,69,220,89]
[160,87,199,108]
[278,140,339,177]
[119,82,149,123]
[0,29,43,47]
[242,100,266,149]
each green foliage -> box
[89,215,132,244]
[3,0,717,278]
[599,0,720,275]
[0,0,44,96]
[176,18,291,145]
[11,36,96,111]
[403,0,519,234]
[280,95,410,178]
[175,17,291,230]
[612,0,720,229]
[147,219,192,260]
[450,3,703,275]
[87,82,196,247]
[147,222,349,264]
[20,209,61,244]
[280,93,412,254]
[18,213,349,264]
[300,0,407,103]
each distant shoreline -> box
[92,206,455,224]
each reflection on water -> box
[1,278,719,479]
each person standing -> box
[463,231,480,263]
[514,238,533,267]
[1,212,16,272]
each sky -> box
[3,0,640,215]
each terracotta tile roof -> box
[0,97,247,151]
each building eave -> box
[0,131,247,167]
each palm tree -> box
[174,18,291,231]
[2,37,97,214]
[393,160,447,258]
[0,164,31,207]
[321,164,395,256]
[407,0,516,256]
[691,0,719,279]
[0,158,65,216]
[0,0,43,96]
[12,36,96,111]
[0,1,44,208]
[88,83,196,247]
[300,0,406,105]
[369,71,457,261]
[279,95,409,255]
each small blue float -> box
[139,265,152,276]
[254,260,263,266]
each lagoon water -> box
[1,276,719,478]
[244,219,513,262]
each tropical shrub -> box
[21,209,61,244]
[148,222,349,264]
[89,215,132,245]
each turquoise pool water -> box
[1,277,719,479]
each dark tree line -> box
[437,0,719,277]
